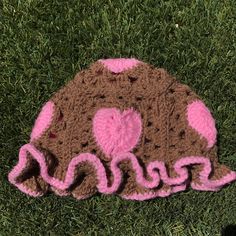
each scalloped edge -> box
[8,143,236,200]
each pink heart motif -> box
[93,107,142,157]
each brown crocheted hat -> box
[8,58,236,201]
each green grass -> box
[1,0,236,235]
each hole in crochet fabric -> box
[175,114,180,120]
[81,142,88,148]
[186,90,191,96]
[191,140,197,145]
[57,110,63,122]
[99,95,106,99]
[144,137,151,144]
[155,144,161,149]
[135,96,143,101]
[64,97,68,101]
[118,96,123,100]
[148,106,152,110]
[49,131,57,139]
[58,141,63,145]
[155,128,160,132]
[169,144,175,148]
[147,121,152,127]
[169,88,175,93]
[169,127,174,132]
[179,130,185,139]
[91,149,97,154]
[128,76,138,83]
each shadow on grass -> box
[222,225,236,236]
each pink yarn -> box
[8,143,236,199]
[187,100,217,148]
[30,101,54,142]
[99,58,140,73]
[93,108,142,158]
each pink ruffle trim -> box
[8,143,236,200]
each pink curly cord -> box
[8,143,236,199]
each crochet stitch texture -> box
[8,58,236,201]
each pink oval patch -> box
[187,100,217,148]
[99,58,141,73]
[30,101,54,141]
[93,107,142,157]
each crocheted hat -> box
[8,58,236,201]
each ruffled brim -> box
[8,143,236,201]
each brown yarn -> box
[17,60,232,198]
